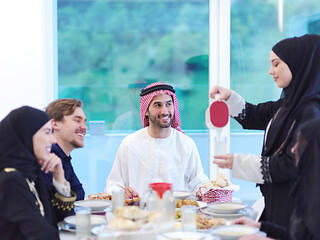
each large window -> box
[58,0,209,131]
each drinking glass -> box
[75,206,91,239]
[214,136,227,157]
[181,205,197,231]
[112,189,125,213]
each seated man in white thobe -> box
[105,82,209,199]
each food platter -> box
[176,201,207,210]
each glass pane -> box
[230,0,320,132]
[58,0,209,131]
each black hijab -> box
[264,34,320,156]
[0,106,53,222]
[290,118,320,239]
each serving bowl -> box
[208,202,245,214]
[173,190,191,200]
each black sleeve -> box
[0,171,59,240]
[51,188,77,222]
[261,221,290,239]
[68,165,85,201]
[234,100,283,131]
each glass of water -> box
[181,205,197,231]
[112,189,125,213]
[75,206,91,239]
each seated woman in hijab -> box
[232,117,320,240]
[0,106,76,240]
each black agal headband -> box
[140,84,175,97]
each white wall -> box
[0,1,54,120]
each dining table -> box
[58,187,264,240]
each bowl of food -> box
[173,190,191,200]
[212,225,259,240]
[208,202,246,214]
[94,206,159,240]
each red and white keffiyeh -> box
[140,82,182,132]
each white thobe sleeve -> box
[105,144,128,195]
[226,90,246,117]
[187,142,210,193]
[232,153,264,184]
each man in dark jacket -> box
[42,98,87,201]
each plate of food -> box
[173,190,191,200]
[75,199,111,213]
[208,202,246,214]
[212,225,259,240]
[88,192,140,205]
[64,215,107,227]
[196,213,225,230]
[176,199,207,209]
[92,206,159,240]
[87,192,112,200]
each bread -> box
[201,173,231,189]
[87,192,112,200]
[196,213,225,229]
[109,217,139,231]
[109,206,153,231]
[214,172,230,188]
[87,193,140,206]
[175,198,199,208]
[114,206,149,220]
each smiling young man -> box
[105,82,209,199]
[43,99,87,200]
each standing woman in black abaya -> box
[0,106,76,240]
[232,118,320,240]
[210,34,320,229]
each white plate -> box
[208,202,246,214]
[173,190,191,200]
[197,201,207,209]
[74,199,111,212]
[64,215,106,226]
[176,201,207,210]
[212,225,259,240]
[58,221,76,232]
[200,207,245,219]
[160,231,214,240]
[92,225,159,240]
